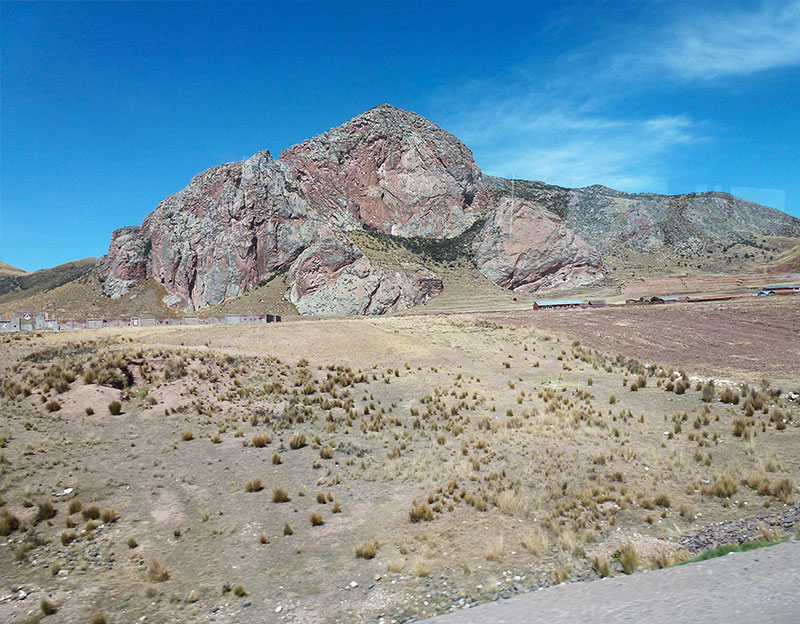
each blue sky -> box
[2,0,799,271]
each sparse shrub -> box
[289,433,307,449]
[108,400,123,415]
[45,400,61,412]
[252,432,271,447]
[272,487,290,502]
[127,537,138,549]
[85,407,94,415]
[309,512,324,526]
[245,478,262,492]
[355,539,379,559]
[146,558,169,582]
[233,584,247,597]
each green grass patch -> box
[678,538,785,566]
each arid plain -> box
[1,296,798,623]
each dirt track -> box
[427,540,800,624]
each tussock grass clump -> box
[619,543,638,574]
[35,499,56,523]
[355,539,379,559]
[233,584,247,597]
[272,452,281,465]
[146,558,169,582]
[320,446,333,459]
[127,537,138,549]
[703,474,738,498]
[67,499,82,515]
[553,567,570,584]
[485,537,504,561]
[521,528,549,555]
[108,400,123,415]
[101,508,118,523]
[1,510,21,536]
[252,432,271,447]
[82,505,100,520]
[289,433,307,449]
[702,381,715,402]
[332,500,341,513]
[409,499,434,523]
[591,554,612,577]
[719,387,739,404]
[45,400,61,412]
[245,478,262,493]
[40,599,57,616]
[90,613,107,624]
[272,487,290,502]
[181,430,194,441]
[283,522,293,536]
[316,492,327,504]
[309,512,324,526]
[60,530,77,545]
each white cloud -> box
[660,1,800,79]
[456,104,695,192]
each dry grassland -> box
[0,313,798,623]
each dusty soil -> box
[487,295,800,388]
[0,312,798,623]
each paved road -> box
[426,541,800,624]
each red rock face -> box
[281,104,491,239]
[100,105,605,315]
[473,198,604,292]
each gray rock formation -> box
[473,198,604,291]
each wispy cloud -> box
[433,2,798,192]
[660,1,800,80]
[450,100,696,192]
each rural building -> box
[86,318,105,329]
[534,299,584,310]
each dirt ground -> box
[0,308,798,623]
[487,295,800,388]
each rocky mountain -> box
[98,104,800,315]
[484,176,800,257]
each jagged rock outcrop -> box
[281,104,490,238]
[287,231,442,315]
[102,226,150,299]
[484,176,800,256]
[473,198,604,291]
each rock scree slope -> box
[99,104,800,314]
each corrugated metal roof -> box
[535,300,584,306]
